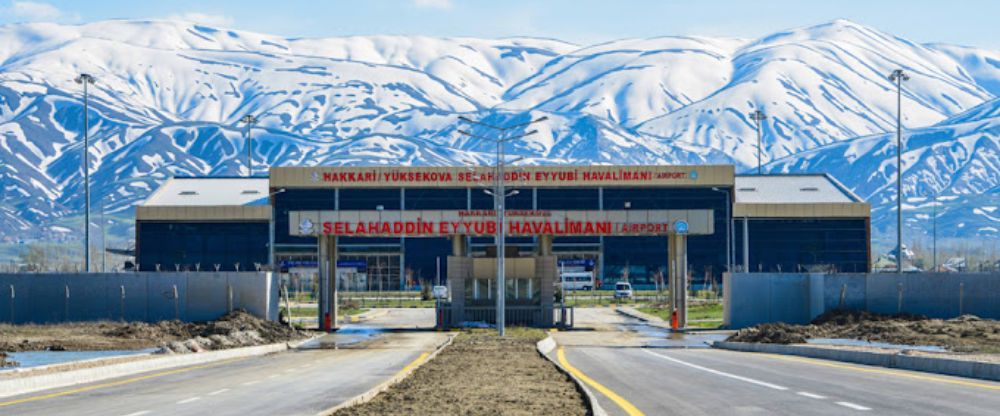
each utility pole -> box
[749,110,767,174]
[458,115,547,337]
[240,114,259,177]
[889,69,909,274]
[75,73,96,272]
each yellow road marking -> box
[393,352,430,379]
[751,352,1000,391]
[557,347,645,416]
[0,358,245,408]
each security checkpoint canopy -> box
[288,209,714,237]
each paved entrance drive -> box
[551,308,1000,416]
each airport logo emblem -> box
[689,170,698,180]
[311,172,321,183]
[299,218,314,235]
[674,220,689,235]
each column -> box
[317,235,338,331]
[538,234,553,256]
[668,233,689,329]
[452,234,467,257]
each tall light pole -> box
[240,114,259,177]
[458,114,547,337]
[75,73,96,272]
[889,69,909,274]
[931,193,939,272]
[749,110,767,174]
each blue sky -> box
[0,0,997,48]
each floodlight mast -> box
[749,110,767,175]
[75,73,96,272]
[889,69,909,274]
[240,115,259,177]
[457,115,547,337]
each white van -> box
[614,282,633,299]
[558,271,595,291]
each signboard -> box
[271,165,733,189]
[291,209,714,237]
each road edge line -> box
[317,332,456,416]
[713,341,1000,387]
[536,336,610,416]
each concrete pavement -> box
[0,309,445,416]
[554,307,1000,416]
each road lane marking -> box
[392,352,430,379]
[753,352,1000,391]
[797,392,826,399]
[121,411,151,416]
[242,380,260,386]
[177,397,201,404]
[556,347,645,416]
[0,358,245,408]
[207,388,229,396]
[642,349,788,391]
[268,374,278,379]
[836,401,871,411]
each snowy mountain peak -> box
[0,19,997,243]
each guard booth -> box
[290,209,714,330]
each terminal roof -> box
[141,177,270,206]
[734,174,862,204]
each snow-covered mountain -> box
[0,18,997,243]
[767,97,1000,240]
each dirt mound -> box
[1,310,308,354]
[728,309,1000,353]
[335,329,587,416]
[0,351,18,368]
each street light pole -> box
[458,115,547,337]
[240,115,259,177]
[932,194,938,272]
[75,73,96,273]
[889,69,910,274]
[749,110,767,175]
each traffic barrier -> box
[713,341,1000,383]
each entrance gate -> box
[290,209,715,331]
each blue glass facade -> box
[735,218,870,273]
[136,221,268,272]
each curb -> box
[615,306,672,329]
[319,333,456,415]
[713,341,1000,383]
[0,336,319,399]
[536,335,609,416]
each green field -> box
[638,302,723,328]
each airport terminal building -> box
[136,165,870,290]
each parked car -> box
[614,282,633,299]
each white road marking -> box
[284,368,296,373]
[836,402,871,411]
[797,392,826,399]
[242,380,260,386]
[641,349,788,390]
[177,397,201,404]
[268,374,278,379]
[121,411,151,416]
[208,388,229,396]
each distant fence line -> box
[724,272,1000,329]
[0,272,278,324]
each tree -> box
[19,244,47,270]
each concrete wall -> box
[0,272,278,324]
[725,272,1000,329]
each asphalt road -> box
[554,308,1000,416]
[0,309,445,416]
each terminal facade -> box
[135,165,870,327]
